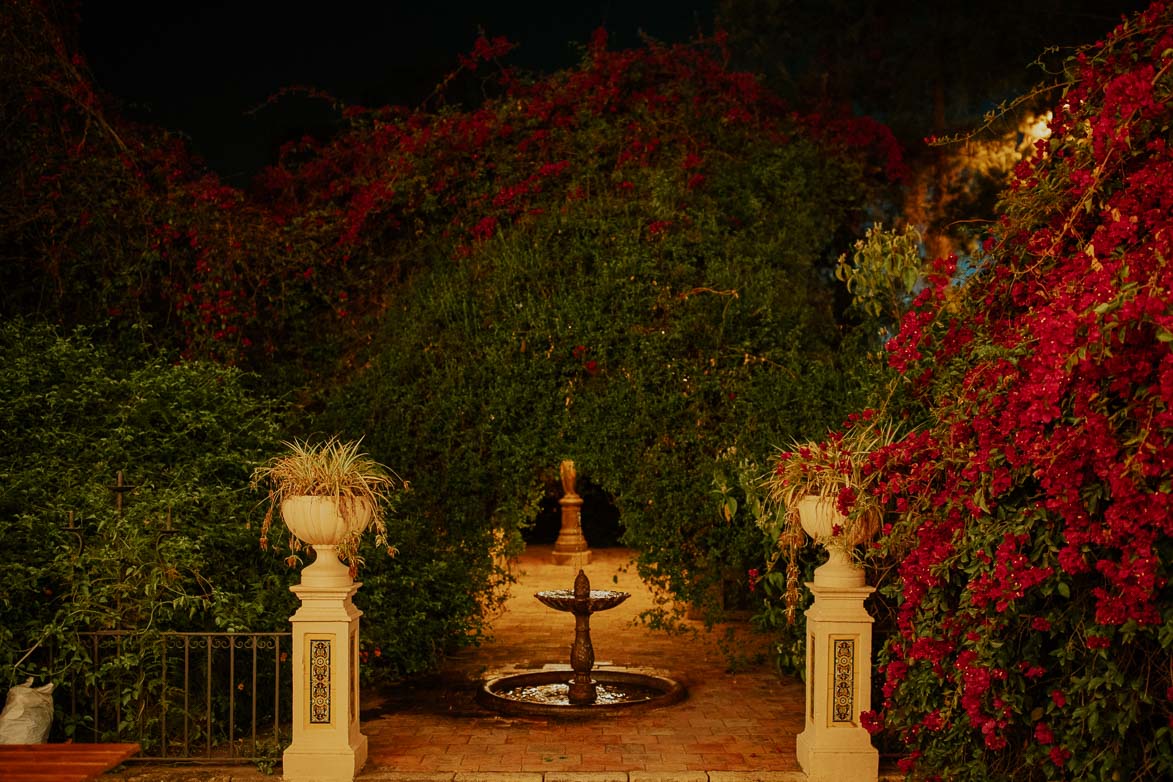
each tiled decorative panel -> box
[831,637,855,725]
[309,638,331,724]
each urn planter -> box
[281,495,372,588]
[796,494,867,589]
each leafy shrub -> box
[0,321,292,693]
[0,2,511,679]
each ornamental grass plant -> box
[767,414,900,544]
[251,437,402,567]
[760,414,900,622]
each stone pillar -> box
[795,580,879,782]
[283,549,368,782]
[552,460,591,567]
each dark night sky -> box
[78,1,717,183]
[75,1,1151,185]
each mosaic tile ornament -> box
[831,637,855,724]
[310,638,331,724]
[809,633,816,721]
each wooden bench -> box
[0,742,140,781]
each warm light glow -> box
[1017,110,1053,155]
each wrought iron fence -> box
[12,473,295,764]
[59,630,292,763]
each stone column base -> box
[284,576,366,782]
[797,725,878,782]
[797,580,879,782]
[283,734,368,782]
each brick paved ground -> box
[361,545,805,775]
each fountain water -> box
[477,570,686,717]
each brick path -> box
[361,545,805,776]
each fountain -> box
[477,570,686,717]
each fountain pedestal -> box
[283,545,367,782]
[567,570,599,704]
[552,460,592,566]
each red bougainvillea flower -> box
[856,3,1173,779]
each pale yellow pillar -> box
[282,551,368,782]
[795,582,880,782]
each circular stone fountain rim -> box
[477,669,687,719]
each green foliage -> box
[308,38,894,635]
[836,223,926,323]
[2,4,906,681]
[0,321,294,721]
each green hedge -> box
[0,321,291,684]
[317,138,883,626]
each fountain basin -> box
[478,668,686,719]
[479,569,684,716]
[535,589,630,613]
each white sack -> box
[0,677,54,744]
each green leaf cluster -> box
[0,321,293,693]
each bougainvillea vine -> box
[842,4,1173,779]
